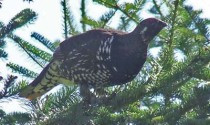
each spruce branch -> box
[9,36,44,68]
[192,67,210,81]
[31,32,56,52]
[8,34,52,67]
[0,9,37,39]
[168,0,179,47]
[120,17,127,31]
[162,85,210,123]
[180,119,210,125]
[0,39,6,47]
[61,0,69,39]
[0,48,7,58]
[112,3,139,24]
[66,13,79,35]
[23,0,33,3]
[0,110,32,125]
[65,6,79,35]
[6,62,38,78]
[94,0,139,23]
[81,0,87,32]
[81,17,105,28]
[156,52,209,95]
[185,6,210,44]
[0,75,17,99]
[159,0,179,74]
[0,0,2,8]
[61,0,79,36]
[152,0,164,18]
[100,10,117,28]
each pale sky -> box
[0,0,210,113]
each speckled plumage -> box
[19,18,166,100]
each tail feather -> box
[19,61,60,100]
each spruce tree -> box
[1,0,210,125]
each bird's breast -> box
[109,51,147,85]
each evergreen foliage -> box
[31,32,56,52]
[1,0,210,124]
[0,9,37,39]
[6,63,38,78]
[23,0,33,3]
[0,109,31,125]
[0,0,2,8]
[61,0,79,37]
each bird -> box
[19,18,166,100]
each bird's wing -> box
[58,29,117,86]
[59,29,115,58]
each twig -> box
[152,0,164,18]
[168,0,179,47]
[97,0,139,24]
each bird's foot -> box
[80,84,98,108]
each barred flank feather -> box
[19,61,59,100]
[19,60,75,100]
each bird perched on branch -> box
[19,18,166,100]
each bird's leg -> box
[94,87,108,97]
[94,86,120,106]
[80,83,90,104]
[93,85,116,106]
[79,83,97,106]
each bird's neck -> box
[131,25,154,43]
[132,24,145,34]
[125,33,149,52]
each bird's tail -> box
[19,60,61,100]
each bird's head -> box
[132,18,167,42]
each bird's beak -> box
[159,20,167,27]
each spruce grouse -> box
[19,18,166,100]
